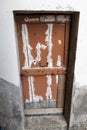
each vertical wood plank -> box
[21,77,29,101]
[57,75,66,108]
[64,21,70,67]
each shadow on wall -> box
[0,78,24,130]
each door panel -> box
[22,75,58,109]
[16,15,70,111]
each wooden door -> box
[16,15,70,113]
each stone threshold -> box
[25,115,67,130]
[24,108,63,116]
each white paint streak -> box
[45,24,53,67]
[46,75,52,100]
[25,99,29,103]
[56,75,59,85]
[28,76,43,102]
[28,45,34,67]
[40,15,55,22]
[58,40,62,45]
[56,55,62,67]
[28,76,33,102]
[34,95,43,102]
[45,24,53,100]
[22,24,30,69]
[24,17,39,22]
[33,42,47,65]
[22,24,47,68]
[56,15,71,23]
[22,24,35,68]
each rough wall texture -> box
[25,115,67,130]
[69,85,87,130]
[0,78,24,130]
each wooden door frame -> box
[13,11,79,127]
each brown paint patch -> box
[27,23,48,67]
[57,75,66,108]
[33,76,47,100]
[21,77,29,100]
[51,75,58,100]
[52,23,65,67]
[33,75,58,101]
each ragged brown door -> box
[16,14,70,113]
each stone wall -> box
[0,78,24,130]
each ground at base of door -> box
[25,115,67,130]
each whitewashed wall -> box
[0,0,87,88]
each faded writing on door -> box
[16,15,70,111]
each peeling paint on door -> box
[22,24,30,69]
[22,24,47,68]
[46,75,52,100]
[45,24,53,67]
[56,55,62,67]
[56,15,71,23]
[16,15,71,110]
[56,75,59,85]
[40,15,55,22]
[28,76,43,102]
[28,76,34,102]
[34,42,47,65]
[58,40,62,45]
[24,17,39,22]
